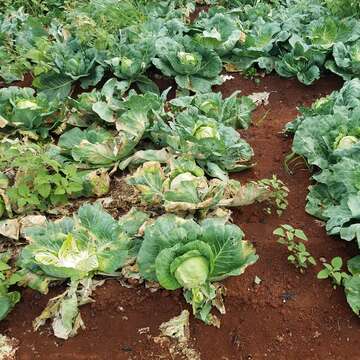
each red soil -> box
[2,73,360,360]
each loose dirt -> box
[2,72,360,360]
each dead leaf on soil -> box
[0,335,19,360]
[0,215,46,241]
[248,91,272,106]
[153,310,201,360]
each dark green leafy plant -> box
[324,0,360,18]
[344,255,360,315]
[32,38,104,100]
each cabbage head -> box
[0,86,61,137]
[150,111,254,179]
[152,35,223,93]
[137,215,258,324]
[17,204,148,339]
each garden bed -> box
[2,73,359,360]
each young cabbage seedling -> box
[317,257,349,288]
[274,225,316,272]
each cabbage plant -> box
[59,91,163,167]
[192,12,242,56]
[127,159,286,216]
[224,19,281,73]
[17,204,148,339]
[32,38,104,100]
[105,39,158,93]
[275,40,326,85]
[326,41,360,80]
[66,78,128,125]
[58,126,124,167]
[0,86,62,137]
[169,91,256,129]
[292,109,360,170]
[306,154,360,246]
[137,215,258,325]
[286,79,360,133]
[150,110,254,179]
[152,35,223,93]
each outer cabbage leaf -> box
[0,251,21,321]
[344,256,360,315]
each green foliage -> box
[127,158,285,216]
[274,225,316,272]
[324,0,360,18]
[0,86,63,137]
[344,255,360,315]
[0,141,109,216]
[288,79,360,245]
[289,78,360,315]
[0,251,20,321]
[150,108,254,179]
[17,204,148,338]
[258,176,289,216]
[152,35,224,93]
[326,41,360,80]
[169,91,256,129]
[0,0,72,18]
[317,257,348,287]
[192,12,242,56]
[137,214,258,325]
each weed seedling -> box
[317,257,349,288]
[259,176,289,216]
[274,225,316,272]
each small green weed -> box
[317,257,349,288]
[274,225,316,272]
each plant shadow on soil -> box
[2,73,360,360]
